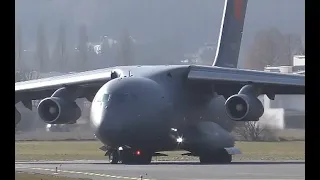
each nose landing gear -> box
[108,148,153,164]
[109,151,120,164]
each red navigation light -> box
[136,150,141,155]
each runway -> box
[16,160,305,180]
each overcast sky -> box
[15,0,305,66]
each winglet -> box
[212,0,248,68]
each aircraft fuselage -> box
[90,65,235,152]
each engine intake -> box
[37,97,81,124]
[225,86,264,121]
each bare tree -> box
[233,121,265,141]
[244,28,304,70]
[244,28,284,70]
[15,70,40,82]
[233,115,278,141]
[15,23,22,70]
[117,30,135,66]
[283,33,305,66]
[52,21,68,72]
[35,22,50,72]
[301,33,305,55]
[74,24,89,71]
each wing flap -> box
[188,65,305,95]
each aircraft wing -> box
[187,65,305,97]
[15,69,117,102]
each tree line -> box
[15,23,305,83]
[15,22,137,82]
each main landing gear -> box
[108,149,153,164]
[199,149,232,164]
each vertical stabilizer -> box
[212,0,248,68]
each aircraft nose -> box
[92,77,173,145]
[96,96,172,146]
[95,107,128,145]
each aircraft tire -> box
[109,151,119,164]
[121,150,152,165]
[199,150,232,164]
[137,154,152,164]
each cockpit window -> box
[102,94,111,102]
[98,93,137,103]
[95,94,110,103]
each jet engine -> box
[224,85,264,121]
[38,97,81,124]
[37,87,81,124]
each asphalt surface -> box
[16,160,305,180]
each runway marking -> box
[27,167,154,180]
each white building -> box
[259,55,305,129]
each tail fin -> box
[212,0,248,68]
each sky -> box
[15,0,305,67]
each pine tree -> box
[35,22,49,72]
[53,21,67,72]
[15,23,22,70]
[76,24,88,71]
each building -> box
[259,55,305,129]
[264,55,305,75]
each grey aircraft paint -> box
[213,0,248,68]
[15,0,304,164]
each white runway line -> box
[15,164,304,180]
[27,167,155,180]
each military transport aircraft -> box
[15,0,305,164]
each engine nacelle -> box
[15,107,21,126]
[37,97,81,124]
[225,94,264,121]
